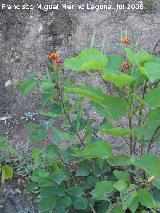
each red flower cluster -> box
[48,53,60,60]
[122,38,131,45]
[48,52,64,69]
[122,62,132,70]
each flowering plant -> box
[15,41,160,212]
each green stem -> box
[128,90,134,155]
[55,67,85,147]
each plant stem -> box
[138,82,148,126]
[55,66,85,147]
[147,126,160,153]
[89,203,96,213]
[128,90,134,155]
[129,116,134,155]
[61,100,85,147]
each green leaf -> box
[1,165,13,184]
[144,87,160,108]
[39,81,55,93]
[124,48,136,65]
[30,128,47,143]
[40,186,58,198]
[41,92,55,105]
[52,128,76,143]
[150,187,160,204]
[107,207,125,213]
[52,170,68,185]
[66,186,84,197]
[121,185,137,210]
[100,127,131,137]
[76,160,91,177]
[20,74,36,96]
[0,137,16,154]
[108,154,131,166]
[31,168,49,183]
[138,189,156,208]
[129,196,139,213]
[74,197,88,210]
[134,49,153,65]
[64,48,108,72]
[26,122,39,130]
[148,108,160,125]
[131,68,147,87]
[63,144,80,162]
[74,141,112,159]
[43,145,60,159]
[135,154,160,180]
[102,72,134,88]
[104,54,124,73]
[91,180,113,200]
[133,124,156,141]
[113,180,127,192]
[97,200,110,213]
[56,196,72,209]
[113,170,129,181]
[38,197,56,213]
[26,182,38,193]
[65,86,105,104]
[38,110,62,118]
[94,96,128,120]
[143,62,160,81]
[38,103,63,118]
[40,119,54,130]
[125,48,153,65]
[32,148,41,168]
[54,207,65,213]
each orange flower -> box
[48,53,60,60]
[121,38,131,45]
[122,62,132,70]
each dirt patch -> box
[0,178,38,213]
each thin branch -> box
[61,100,85,147]
[138,82,148,126]
[89,203,96,213]
[147,126,160,153]
[129,116,134,155]
[55,69,85,147]
[152,39,160,54]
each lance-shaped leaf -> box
[64,48,108,72]
[65,86,105,104]
[100,126,131,137]
[102,72,135,88]
[74,141,112,159]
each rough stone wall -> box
[0,0,160,136]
